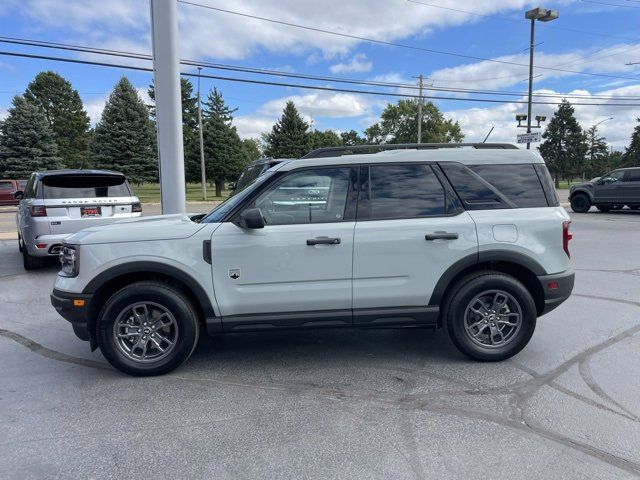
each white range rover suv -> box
[51,143,574,376]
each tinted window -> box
[533,164,559,206]
[235,163,271,192]
[440,162,510,210]
[624,169,640,182]
[603,170,624,182]
[469,164,548,208]
[364,164,445,219]
[0,181,13,191]
[253,167,351,225]
[24,175,37,199]
[42,175,130,199]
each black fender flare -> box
[569,188,594,202]
[83,261,217,321]
[428,250,546,307]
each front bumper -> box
[50,289,95,345]
[538,270,575,315]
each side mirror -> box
[13,190,24,200]
[595,178,604,185]
[228,182,236,191]
[239,208,265,229]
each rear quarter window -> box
[469,164,549,208]
[41,175,131,199]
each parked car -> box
[0,179,28,206]
[16,170,142,270]
[569,167,640,213]
[51,143,574,376]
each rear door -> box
[0,180,16,205]
[622,168,640,205]
[352,163,478,326]
[41,174,136,235]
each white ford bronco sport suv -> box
[51,143,574,376]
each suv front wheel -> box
[97,282,200,376]
[570,193,591,213]
[443,272,537,361]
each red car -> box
[0,179,28,206]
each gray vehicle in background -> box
[569,167,640,213]
[15,170,142,270]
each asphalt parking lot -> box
[1,206,639,479]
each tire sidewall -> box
[97,283,199,376]
[570,193,590,213]
[445,274,537,361]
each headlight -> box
[59,245,79,277]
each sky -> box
[1,0,639,150]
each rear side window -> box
[624,169,640,181]
[361,164,446,220]
[469,164,549,208]
[440,163,510,210]
[533,164,559,206]
[0,181,13,191]
[41,175,131,199]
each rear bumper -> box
[50,289,94,345]
[538,270,575,315]
[25,233,71,257]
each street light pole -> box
[197,67,206,201]
[526,19,535,150]
[524,7,558,150]
[417,74,424,144]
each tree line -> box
[539,99,640,186]
[2,70,637,191]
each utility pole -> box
[150,0,186,214]
[417,74,424,144]
[197,67,206,201]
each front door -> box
[594,170,625,204]
[211,166,357,331]
[352,163,478,325]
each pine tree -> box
[308,129,343,153]
[148,78,201,182]
[203,87,237,124]
[91,77,157,184]
[24,71,90,168]
[0,95,62,178]
[584,125,609,179]
[241,138,261,163]
[201,88,247,196]
[539,100,588,186]
[262,102,310,158]
[623,118,640,167]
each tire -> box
[596,205,611,213]
[570,193,591,213]
[443,272,537,362]
[97,281,200,376]
[22,247,44,270]
[629,205,639,210]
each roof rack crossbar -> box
[302,143,518,158]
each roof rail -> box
[302,143,518,159]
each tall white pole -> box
[417,74,423,144]
[150,0,186,214]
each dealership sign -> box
[517,132,542,144]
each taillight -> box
[29,206,47,217]
[562,221,572,258]
[132,202,142,213]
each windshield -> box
[200,170,276,223]
[235,163,270,192]
[41,175,131,199]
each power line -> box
[407,0,640,42]
[582,0,640,7]
[176,0,640,82]
[1,49,639,107]
[3,36,640,102]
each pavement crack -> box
[578,358,640,422]
[0,328,108,370]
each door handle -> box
[307,236,341,245]
[425,232,459,241]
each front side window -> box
[253,167,352,225]
[361,164,446,220]
[603,170,624,182]
[42,175,131,199]
[0,181,13,191]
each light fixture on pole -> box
[524,7,558,150]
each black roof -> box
[35,169,125,179]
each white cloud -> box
[0,107,8,120]
[258,91,372,118]
[444,85,640,149]
[330,54,372,74]
[234,116,275,140]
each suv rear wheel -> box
[570,193,591,213]
[22,244,44,270]
[443,272,537,361]
[97,282,200,376]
